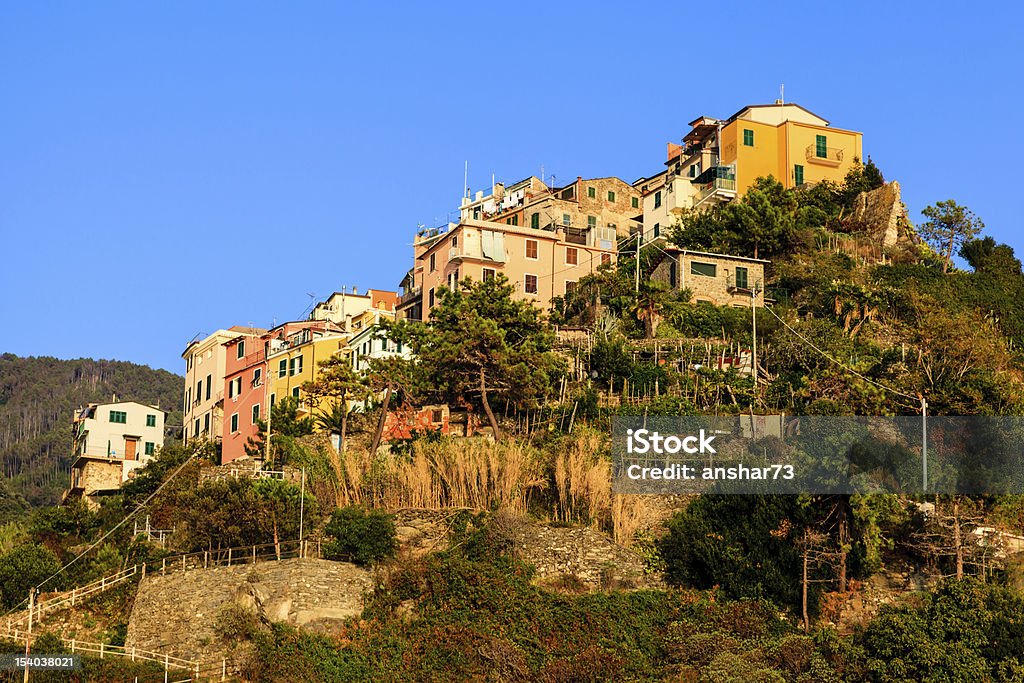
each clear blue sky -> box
[1,3,1021,373]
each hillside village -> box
[12,100,1024,681]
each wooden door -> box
[124,437,138,461]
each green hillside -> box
[0,354,183,508]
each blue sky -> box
[1,2,1021,373]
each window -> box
[531,213,540,229]
[451,235,458,248]
[253,368,262,386]
[145,442,155,456]
[524,274,538,294]
[428,288,435,307]
[735,266,749,289]
[473,207,480,219]
[691,261,717,277]
[252,404,261,424]
[743,128,754,146]
[587,186,596,198]
[654,191,662,208]
[237,340,245,359]
[278,359,287,378]
[109,410,127,424]
[689,164,697,178]
[506,215,518,226]
[562,213,571,226]
[631,197,639,208]
[230,413,239,433]
[566,247,578,265]
[794,164,804,186]
[146,414,156,427]
[204,413,210,434]
[185,389,190,412]
[292,387,301,399]
[228,379,235,398]
[816,135,827,158]
[601,253,612,266]
[196,380,202,402]
[482,267,496,281]
[430,253,436,272]
[289,355,303,376]
[270,393,276,408]
[653,223,660,238]
[565,281,577,294]
[525,239,538,259]
[205,374,212,401]
[194,418,200,437]
[234,377,242,396]
[587,215,596,229]
[607,190,616,202]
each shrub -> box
[323,506,397,566]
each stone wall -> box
[125,558,373,666]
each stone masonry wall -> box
[125,558,373,666]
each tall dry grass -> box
[335,438,544,514]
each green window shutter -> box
[743,129,754,146]
[587,186,596,198]
[690,262,717,277]
[587,215,596,228]
[607,191,615,202]
[279,359,287,377]
[654,191,661,208]
[231,414,238,432]
[146,414,156,427]
[816,135,827,158]
[531,213,539,229]
[735,267,748,289]
[794,164,804,186]
[145,442,155,456]
[631,197,639,208]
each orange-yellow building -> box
[636,102,863,242]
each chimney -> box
[494,182,505,200]
[352,286,358,295]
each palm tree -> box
[631,281,669,339]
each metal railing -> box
[806,144,844,164]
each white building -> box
[65,401,167,507]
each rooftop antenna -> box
[464,160,469,199]
[779,83,785,104]
[540,164,545,184]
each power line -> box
[32,451,200,594]
[760,303,918,403]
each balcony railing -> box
[806,145,844,165]
[398,288,422,306]
[693,176,737,207]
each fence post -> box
[100,642,105,659]
[70,639,75,652]
[182,555,185,572]
[142,563,146,579]
[162,558,166,575]
[204,551,208,569]
[252,546,256,564]
[132,646,136,661]
[222,657,227,680]
[71,587,76,607]
[227,548,232,566]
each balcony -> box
[692,174,737,209]
[398,288,422,307]
[806,145,843,166]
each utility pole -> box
[264,382,272,465]
[24,588,34,683]
[634,232,642,294]
[752,279,762,392]
[298,467,306,555]
[921,396,928,493]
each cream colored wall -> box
[76,401,165,461]
[183,330,234,441]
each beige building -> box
[649,248,767,307]
[409,217,617,317]
[182,326,264,444]
[461,176,641,239]
[311,288,398,331]
[636,102,863,243]
[64,401,166,507]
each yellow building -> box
[636,102,863,240]
[266,324,348,417]
[718,102,862,196]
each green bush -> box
[323,506,397,566]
